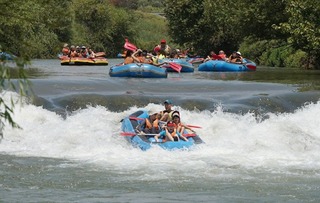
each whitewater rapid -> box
[1,92,320,178]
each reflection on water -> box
[29,59,320,91]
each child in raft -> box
[154,120,188,142]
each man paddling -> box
[160,100,174,122]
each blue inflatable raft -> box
[121,110,204,151]
[198,59,256,72]
[109,63,167,78]
[159,59,194,72]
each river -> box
[1,59,320,202]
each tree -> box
[0,60,30,138]
[72,0,134,55]
[0,0,74,58]
[275,0,320,68]
[164,0,206,52]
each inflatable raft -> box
[159,59,194,72]
[198,58,256,72]
[109,63,167,78]
[59,55,108,66]
[121,110,204,151]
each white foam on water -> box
[1,92,320,179]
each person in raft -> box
[123,49,141,64]
[136,112,161,134]
[61,43,69,56]
[154,39,171,55]
[228,51,243,63]
[159,99,174,122]
[218,50,227,61]
[171,111,195,136]
[154,120,188,142]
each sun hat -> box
[172,111,180,118]
[148,110,158,116]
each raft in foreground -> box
[121,110,204,151]
[198,58,256,72]
[59,56,108,66]
[109,63,167,78]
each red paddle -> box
[120,132,197,137]
[168,62,182,73]
[183,133,197,137]
[186,125,202,129]
[124,39,137,51]
[246,64,256,70]
[120,132,136,136]
[129,117,144,120]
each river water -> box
[1,59,320,202]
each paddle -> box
[120,132,157,136]
[95,52,106,57]
[167,62,182,73]
[183,133,197,137]
[185,125,202,129]
[246,64,256,70]
[124,39,137,51]
[121,132,197,137]
[120,132,137,136]
[129,116,144,120]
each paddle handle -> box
[121,132,197,137]
[186,125,202,129]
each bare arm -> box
[132,49,142,63]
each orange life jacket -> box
[218,54,226,59]
[145,118,159,129]
[62,48,69,55]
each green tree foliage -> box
[275,0,320,68]
[0,0,136,58]
[165,0,206,53]
[0,60,31,136]
[239,0,288,40]
[0,0,74,58]
[131,11,170,51]
[71,0,134,55]
[165,0,319,68]
[110,0,138,10]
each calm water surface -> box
[1,59,320,202]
